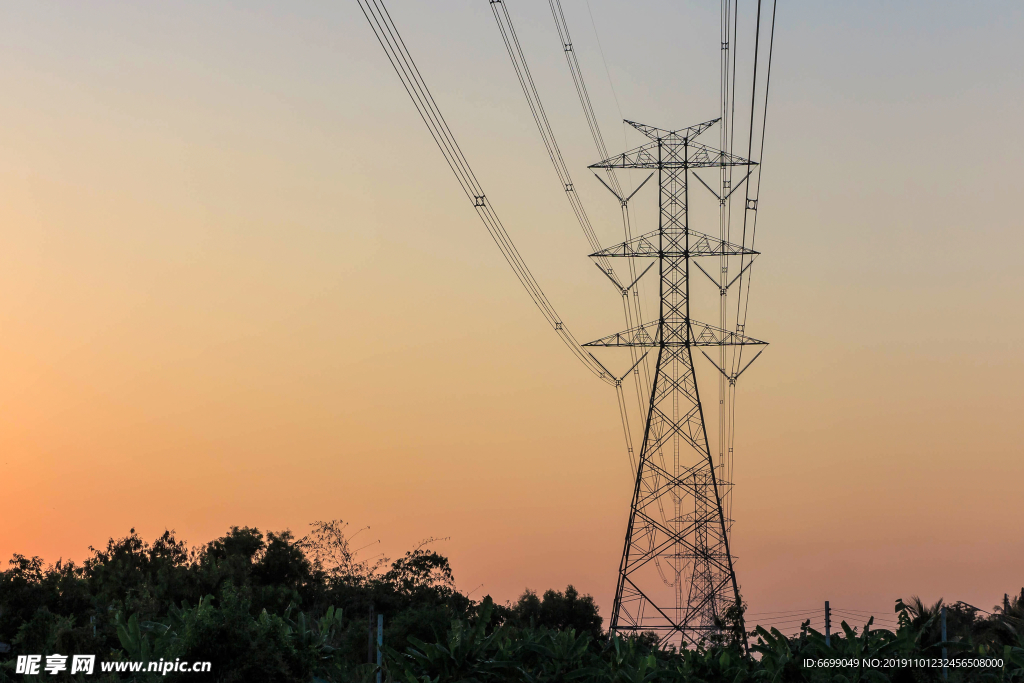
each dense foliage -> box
[1,523,1021,682]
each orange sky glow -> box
[2,1,1022,630]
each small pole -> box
[825,601,831,647]
[941,606,947,680]
[376,613,384,683]
[368,604,375,664]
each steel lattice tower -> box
[584,118,764,647]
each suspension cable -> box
[547,0,620,194]
[492,0,657,480]
[724,0,777,542]
[543,0,655,423]
[488,0,613,275]
[737,0,777,329]
[356,0,612,385]
[732,0,777,351]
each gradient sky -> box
[2,1,1023,630]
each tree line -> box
[1,521,1021,682]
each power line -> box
[832,609,898,623]
[355,0,612,385]
[732,0,778,347]
[488,0,614,276]
[490,0,664,490]
[747,608,821,617]
[547,0,617,192]
[544,0,663,493]
[831,610,897,618]
[535,0,661,488]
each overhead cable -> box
[542,0,656,428]
[356,0,612,385]
[488,0,615,276]
[732,0,778,367]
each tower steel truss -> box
[585,118,765,647]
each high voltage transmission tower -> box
[492,0,777,648]
[585,119,764,647]
[357,0,777,650]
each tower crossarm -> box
[625,117,721,141]
[583,320,767,348]
[590,140,755,170]
[590,229,757,259]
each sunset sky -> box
[2,0,1023,628]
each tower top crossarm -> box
[625,117,720,141]
[591,119,757,170]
